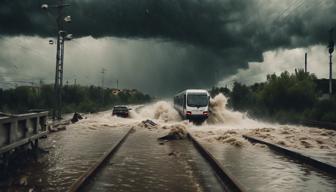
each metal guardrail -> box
[0,111,48,155]
[243,135,336,176]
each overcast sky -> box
[0,0,335,96]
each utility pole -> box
[39,79,43,96]
[101,68,106,88]
[101,68,106,104]
[41,1,72,120]
[328,28,334,97]
[116,79,119,89]
[304,52,307,73]
[74,79,77,86]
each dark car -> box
[112,106,130,117]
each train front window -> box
[187,94,208,107]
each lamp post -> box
[41,1,72,120]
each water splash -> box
[136,101,182,122]
[205,94,272,129]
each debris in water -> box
[143,119,157,126]
[158,124,187,140]
[71,112,83,123]
[139,119,158,129]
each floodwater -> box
[1,112,132,191]
[1,95,336,191]
[200,141,336,192]
[82,130,223,192]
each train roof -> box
[175,89,209,96]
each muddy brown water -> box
[82,129,223,192]
[1,105,336,192]
[1,125,129,192]
[201,142,336,192]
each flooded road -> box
[2,95,336,191]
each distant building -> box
[111,88,144,96]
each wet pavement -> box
[82,129,224,192]
[200,141,336,192]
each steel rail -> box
[67,127,134,192]
[243,135,336,176]
[188,133,246,192]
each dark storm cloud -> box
[0,0,335,95]
[1,0,244,48]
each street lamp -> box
[64,16,72,23]
[41,4,48,10]
[41,0,72,120]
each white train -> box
[174,89,210,122]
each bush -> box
[225,69,334,123]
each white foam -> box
[135,101,182,122]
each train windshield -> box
[187,94,208,107]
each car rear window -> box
[113,107,128,110]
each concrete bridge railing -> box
[0,111,48,155]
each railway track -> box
[67,129,246,192]
[188,134,245,192]
[65,128,336,192]
[243,135,336,176]
[68,127,134,192]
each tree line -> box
[210,69,336,123]
[0,85,151,114]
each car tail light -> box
[186,111,192,115]
[203,111,208,116]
